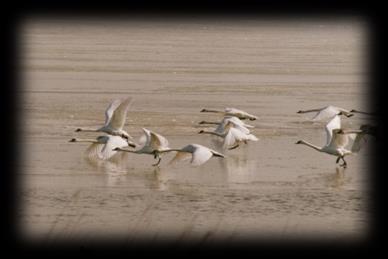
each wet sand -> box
[18,18,372,244]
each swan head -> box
[198,130,205,134]
[198,121,206,124]
[248,117,257,121]
[200,108,208,112]
[296,110,303,114]
[337,111,354,118]
[75,128,82,132]
[69,138,77,142]
[295,140,303,144]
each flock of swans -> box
[70,98,376,168]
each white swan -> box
[199,116,254,134]
[295,114,365,167]
[199,122,258,150]
[297,105,353,121]
[75,97,133,140]
[69,135,134,160]
[161,144,225,167]
[114,128,170,166]
[200,107,258,121]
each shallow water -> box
[18,18,373,244]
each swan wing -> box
[214,120,227,134]
[329,130,349,149]
[324,115,341,146]
[138,128,151,149]
[85,143,104,160]
[223,129,237,149]
[190,145,213,166]
[168,151,192,165]
[100,136,128,160]
[247,133,259,141]
[108,97,133,130]
[104,99,121,126]
[340,132,367,153]
[312,106,339,121]
[149,131,170,150]
[223,128,247,149]
[229,121,250,134]
[350,133,367,153]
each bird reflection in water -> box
[325,166,349,189]
[85,151,130,186]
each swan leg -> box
[336,157,341,164]
[152,152,161,166]
[228,144,240,150]
[243,140,248,144]
[152,157,162,167]
[339,157,347,168]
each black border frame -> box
[1,0,385,255]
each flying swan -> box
[75,97,133,140]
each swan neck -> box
[202,109,223,113]
[299,109,321,113]
[77,127,98,132]
[73,138,97,143]
[299,140,323,152]
[200,121,220,125]
[201,130,224,137]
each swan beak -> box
[69,138,76,142]
[200,109,206,112]
[296,111,302,114]
[75,128,81,132]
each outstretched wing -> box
[324,115,341,146]
[100,136,129,160]
[329,130,349,149]
[104,99,121,126]
[168,151,192,165]
[223,128,247,149]
[190,145,213,166]
[85,143,105,160]
[149,131,169,150]
[312,106,339,122]
[108,97,133,130]
[340,132,367,153]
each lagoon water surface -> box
[18,18,373,243]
